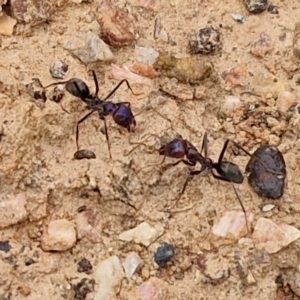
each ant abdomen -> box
[66,78,90,99]
[112,104,136,131]
[219,161,244,184]
[159,139,188,158]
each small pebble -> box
[261,204,276,212]
[77,258,93,273]
[50,59,69,79]
[276,91,296,114]
[122,252,144,278]
[110,64,146,83]
[139,277,176,300]
[252,218,300,253]
[222,121,236,134]
[221,63,247,88]
[94,256,124,300]
[49,86,64,103]
[10,0,50,24]
[41,219,77,252]
[154,242,175,267]
[97,0,135,47]
[0,12,17,36]
[202,255,231,285]
[63,31,114,65]
[0,194,28,229]
[245,272,257,285]
[267,4,278,14]
[74,149,96,160]
[131,62,158,79]
[0,241,11,253]
[118,222,164,247]
[135,46,159,64]
[212,211,254,239]
[231,13,246,23]
[222,96,242,111]
[188,26,222,55]
[72,278,95,300]
[251,33,273,57]
[244,0,268,13]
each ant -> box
[36,71,169,158]
[157,132,249,231]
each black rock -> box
[154,242,175,267]
[0,241,11,253]
[244,0,268,13]
[189,26,221,55]
[246,145,286,199]
[77,258,93,273]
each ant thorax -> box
[83,97,104,110]
[186,147,201,163]
[203,157,213,167]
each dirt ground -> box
[1,0,300,299]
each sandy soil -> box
[1,0,300,299]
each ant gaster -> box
[158,132,249,231]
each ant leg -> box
[172,160,196,167]
[165,166,204,211]
[166,170,198,210]
[136,156,167,172]
[125,132,160,156]
[230,182,250,233]
[103,79,141,101]
[43,80,70,89]
[115,101,171,124]
[200,132,209,157]
[134,105,171,123]
[91,71,99,96]
[217,140,230,165]
[210,170,250,233]
[99,114,112,159]
[231,141,283,176]
[76,110,97,151]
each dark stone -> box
[246,145,286,199]
[154,242,175,267]
[77,258,93,273]
[0,240,11,253]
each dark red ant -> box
[37,71,169,158]
[158,132,249,231]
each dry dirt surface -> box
[1,0,300,299]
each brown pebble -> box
[221,63,247,88]
[131,62,158,78]
[97,0,135,47]
[10,0,50,24]
[251,32,273,57]
[17,285,31,296]
[74,150,96,160]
